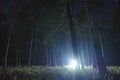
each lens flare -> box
[65,59,78,69]
[70,59,78,67]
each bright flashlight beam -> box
[65,59,78,69]
[70,59,78,66]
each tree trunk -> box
[46,42,49,65]
[5,26,11,68]
[88,28,97,68]
[84,32,89,65]
[16,47,19,65]
[98,31,105,57]
[65,0,84,69]
[18,26,25,65]
[28,30,34,67]
[85,0,107,76]
[51,34,56,66]
[79,31,84,68]
[18,35,24,65]
[28,0,38,67]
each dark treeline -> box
[0,0,120,69]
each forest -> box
[0,0,120,80]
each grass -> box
[0,66,120,80]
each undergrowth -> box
[0,66,120,80]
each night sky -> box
[0,0,120,66]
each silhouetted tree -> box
[85,0,107,76]
[65,0,84,69]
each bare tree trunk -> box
[48,36,52,66]
[79,31,84,68]
[18,36,23,65]
[28,0,38,67]
[28,30,34,67]
[65,0,84,69]
[46,42,49,65]
[15,29,19,66]
[85,0,107,76]
[51,34,56,66]
[19,46,22,65]
[52,35,55,66]
[18,26,25,65]
[5,26,11,68]
[16,47,19,65]
[53,35,57,66]
[89,29,97,68]
[98,31,105,57]
[84,32,89,65]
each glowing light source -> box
[65,59,78,69]
[70,59,78,67]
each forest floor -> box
[0,66,120,80]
